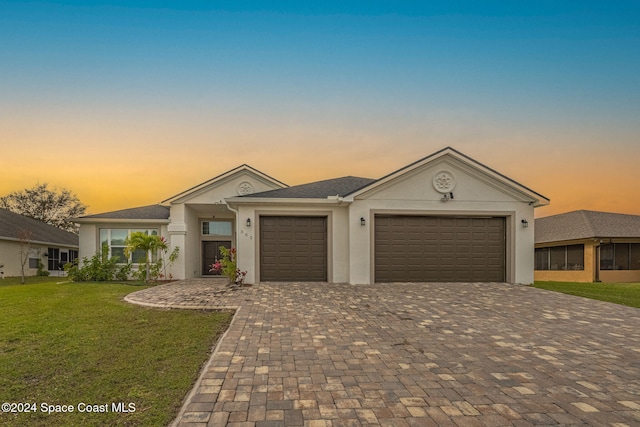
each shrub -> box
[65,247,132,282]
[36,261,50,277]
[210,247,247,285]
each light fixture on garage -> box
[441,192,454,202]
[246,218,251,227]
[360,217,366,226]
[521,219,529,228]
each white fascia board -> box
[226,197,351,207]
[162,165,287,204]
[72,218,171,224]
[345,147,549,207]
[0,237,78,248]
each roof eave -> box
[162,165,288,204]
[73,218,171,224]
[0,236,79,248]
[345,147,549,204]
[226,197,351,207]
[532,197,551,208]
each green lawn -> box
[0,277,233,427]
[533,281,640,308]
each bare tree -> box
[0,183,86,233]
[17,229,33,284]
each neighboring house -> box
[0,208,79,277]
[535,210,640,283]
[75,147,549,284]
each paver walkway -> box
[125,280,640,426]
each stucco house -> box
[75,147,549,284]
[535,210,640,283]
[0,208,79,277]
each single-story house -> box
[535,210,640,283]
[0,208,79,277]
[74,147,549,284]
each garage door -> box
[375,215,505,282]
[260,216,327,281]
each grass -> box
[0,276,233,426]
[533,281,640,308]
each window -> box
[29,258,39,269]
[601,243,640,270]
[615,243,630,270]
[600,244,614,270]
[550,246,566,270]
[202,221,232,236]
[535,244,584,270]
[99,229,159,263]
[566,245,584,270]
[631,245,640,270]
[47,248,60,270]
[535,247,549,270]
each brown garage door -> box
[375,215,505,282]
[260,216,327,281]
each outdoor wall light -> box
[440,192,454,202]
[360,217,366,226]
[246,218,251,227]
[521,219,529,228]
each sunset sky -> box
[1,1,639,218]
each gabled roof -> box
[162,164,287,204]
[0,208,79,247]
[344,146,550,206]
[535,210,640,244]
[245,176,376,199]
[75,204,170,221]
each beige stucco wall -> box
[599,270,640,283]
[167,169,286,280]
[535,269,592,282]
[77,221,170,276]
[534,242,597,283]
[175,173,283,205]
[0,240,45,277]
[0,240,76,277]
[232,155,540,285]
[234,203,350,284]
[78,155,543,285]
[346,157,537,285]
[535,242,640,283]
[78,223,98,263]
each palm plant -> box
[125,232,168,282]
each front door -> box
[202,241,231,276]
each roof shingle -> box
[77,205,170,220]
[535,210,640,244]
[244,176,376,199]
[0,209,79,246]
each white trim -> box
[254,211,332,283]
[344,147,549,207]
[227,197,350,206]
[368,209,516,284]
[0,237,78,249]
[163,165,287,204]
[73,218,170,224]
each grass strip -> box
[0,277,232,426]
[533,281,640,308]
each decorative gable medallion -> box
[432,171,456,193]
[237,181,255,195]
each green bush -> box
[65,247,132,282]
[210,247,246,285]
[36,261,50,277]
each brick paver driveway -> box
[126,281,640,426]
